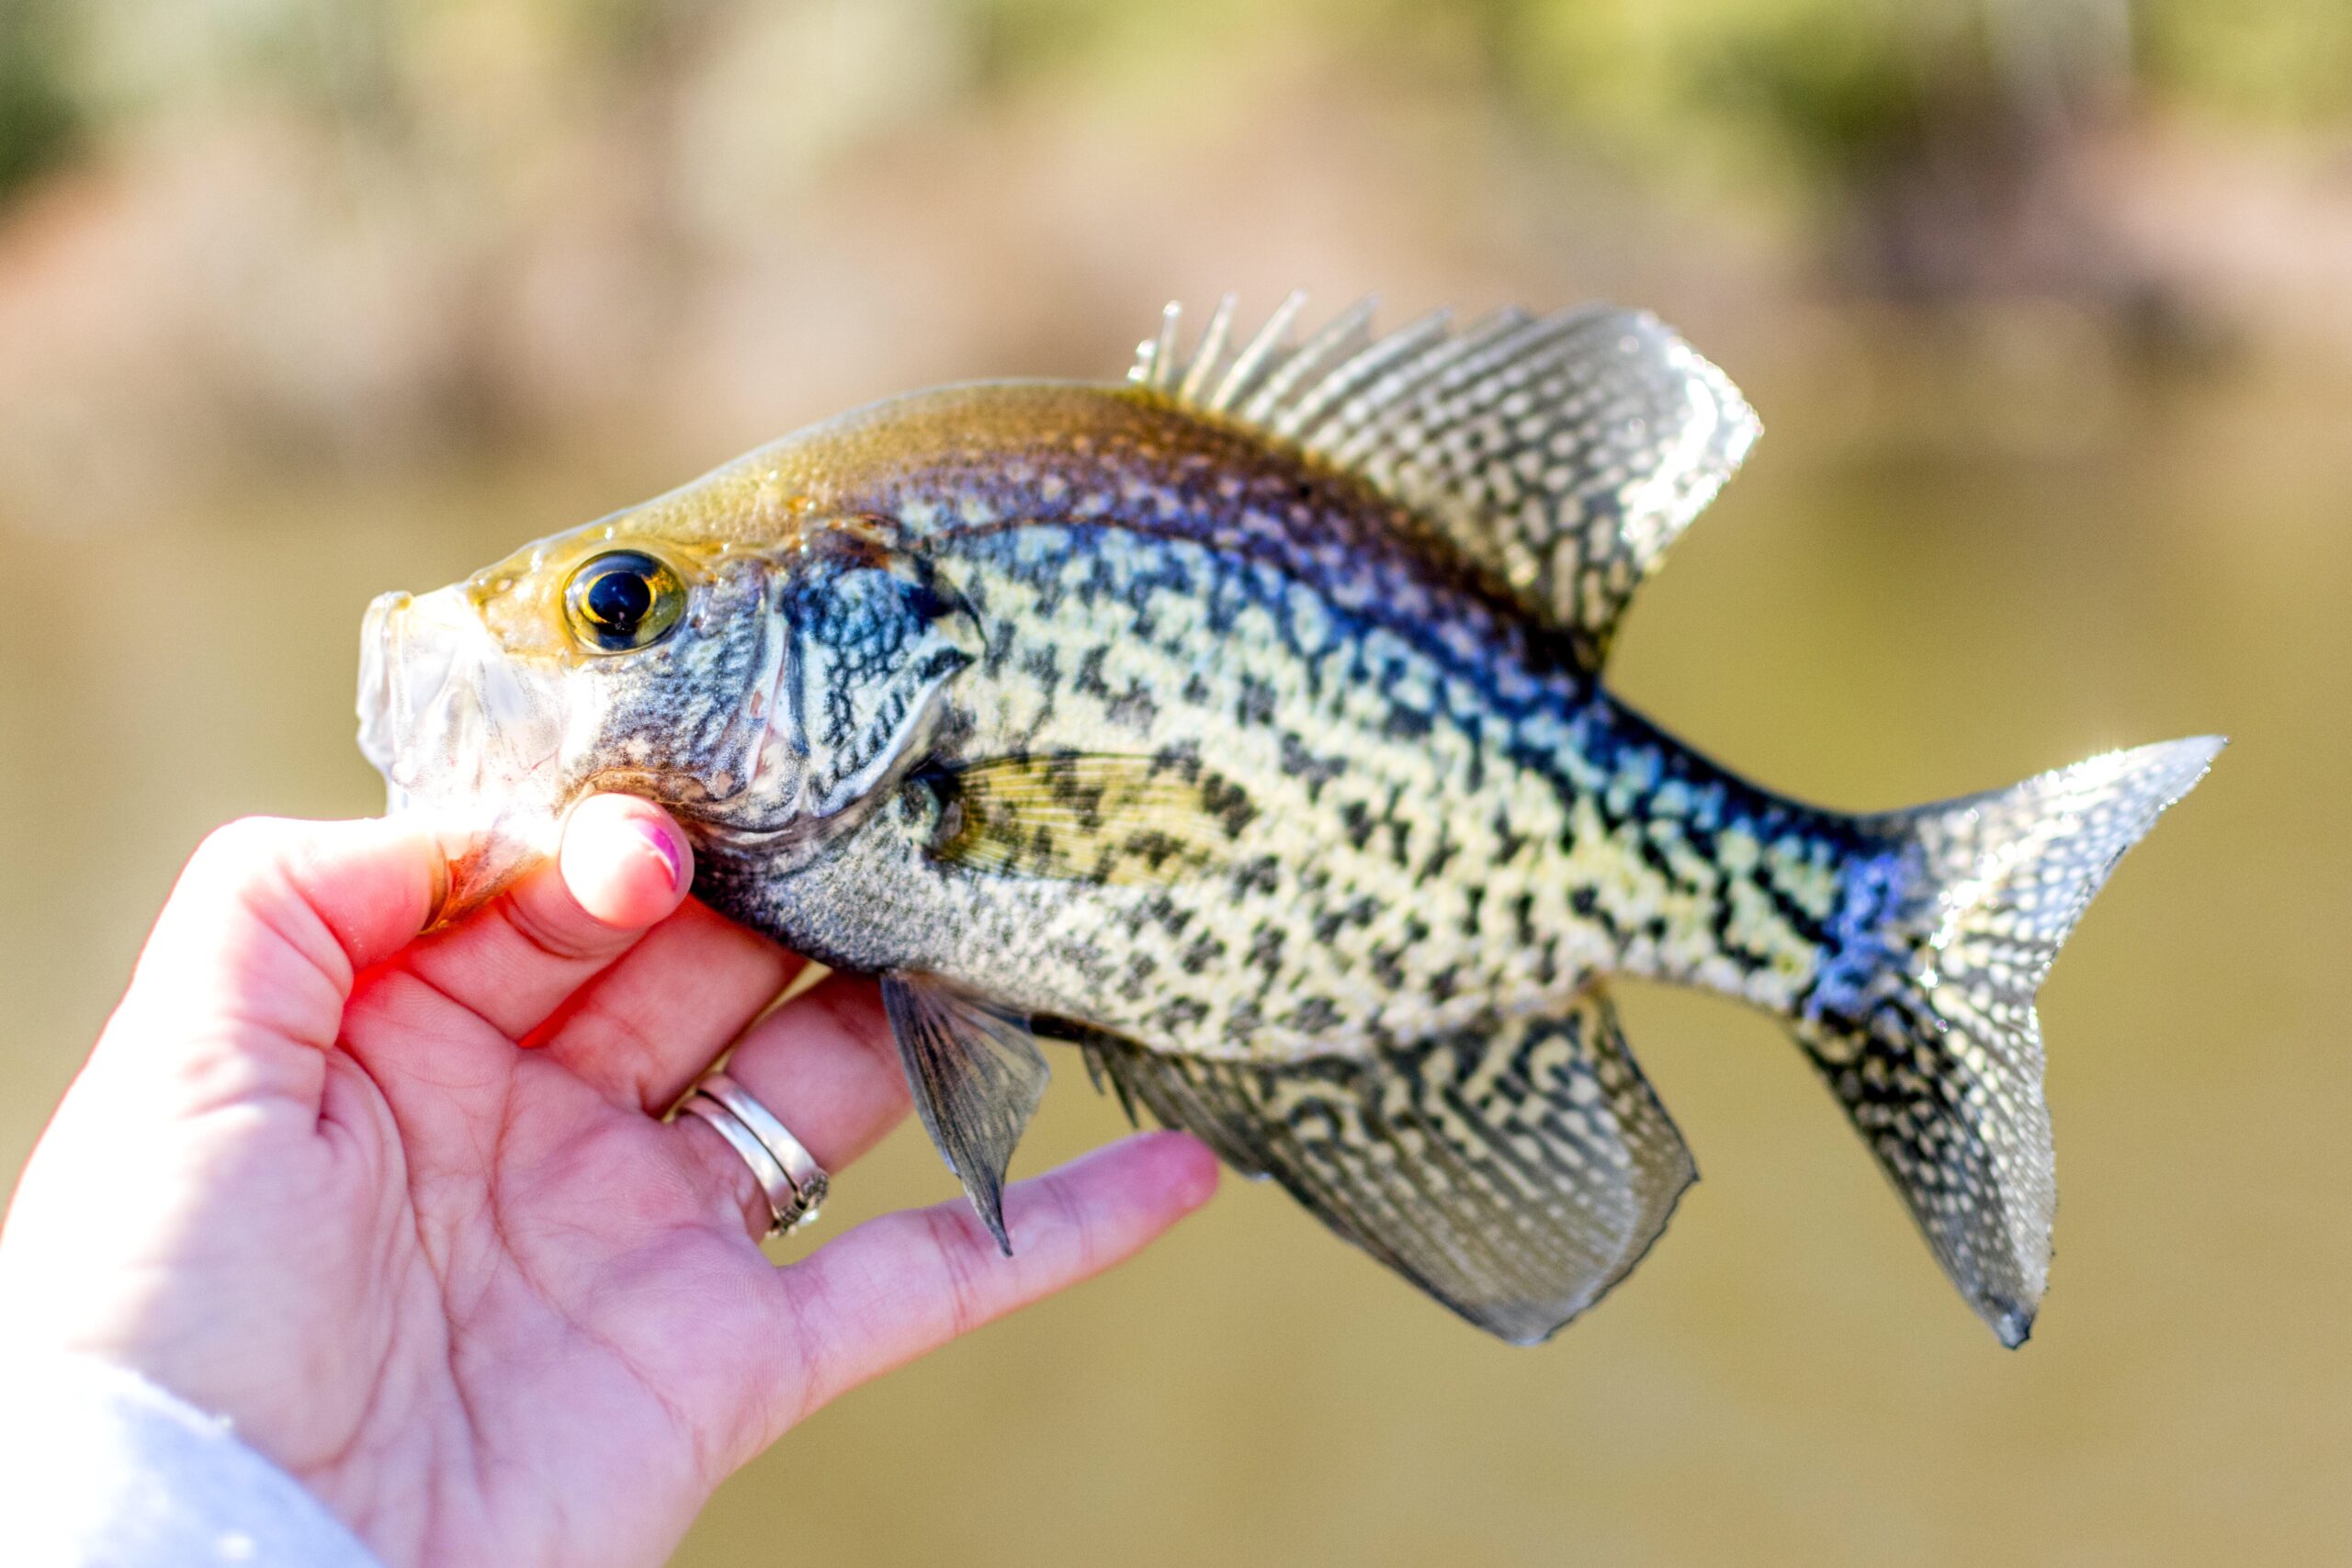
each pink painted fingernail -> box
[635,818,685,893]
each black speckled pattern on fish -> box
[357,296,2222,1346]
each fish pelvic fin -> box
[1801,736,2224,1347]
[882,973,1051,1254]
[1075,988,1696,1344]
[1129,295,1758,668]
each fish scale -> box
[804,515,1848,1065]
[358,295,2221,1346]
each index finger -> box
[115,812,450,1058]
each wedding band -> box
[698,1072,831,1215]
[680,1072,828,1236]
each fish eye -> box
[563,550,686,653]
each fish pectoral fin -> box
[1075,988,1696,1344]
[1131,295,1758,668]
[930,754,1240,885]
[880,973,1051,1255]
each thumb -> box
[114,796,697,1067]
[396,793,694,1039]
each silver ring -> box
[680,1072,829,1236]
[699,1072,831,1216]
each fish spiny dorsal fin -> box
[1127,295,1761,669]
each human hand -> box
[0,799,1217,1568]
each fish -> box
[356,294,2222,1347]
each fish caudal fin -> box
[1800,737,2223,1346]
[1079,989,1696,1344]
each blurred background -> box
[1,0,2346,1562]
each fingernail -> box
[634,818,684,894]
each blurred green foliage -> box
[0,0,76,200]
[5,0,2346,218]
[2142,0,2352,121]
[964,0,2352,182]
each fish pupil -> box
[585,567,652,632]
[563,548,683,653]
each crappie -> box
[357,296,2220,1346]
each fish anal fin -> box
[880,973,1051,1254]
[933,753,1241,885]
[1076,988,1696,1343]
[1130,297,1759,668]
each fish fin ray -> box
[1076,990,1696,1343]
[932,754,1238,885]
[881,973,1052,1254]
[1130,296,1759,667]
[1801,736,2224,1346]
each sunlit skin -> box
[0,795,1218,1568]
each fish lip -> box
[576,763,750,813]
[361,583,570,795]
[356,583,574,919]
[356,590,412,784]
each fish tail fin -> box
[1796,736,2223,1346]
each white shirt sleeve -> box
[0,1351,383,1567]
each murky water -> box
[3,349,2345,1564]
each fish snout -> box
[355,584,571,922]
[356,590,414,788]
[356,586,477,795]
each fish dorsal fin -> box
[1129,294,1760,668]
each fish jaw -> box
[357,556,798,923]
[357,583,578,921]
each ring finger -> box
[669,973,912,1241]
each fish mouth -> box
[358,586,571,921]
[356,591,424,807]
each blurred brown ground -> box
[2,3,2347,1563]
